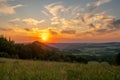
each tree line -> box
[0,35,120,65]
[0,36,87,63]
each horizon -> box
[15,40,120,44]
[0,0,120,43]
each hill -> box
[0,36,60,60]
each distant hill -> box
[48,42,120,50]
[32,41,59,51]
[48,42,120,56]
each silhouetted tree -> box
[0,35,17,57]
[116,52,120,65]
[0,36,89,63]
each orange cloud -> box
[22,18,45,26]
[9,18,45,26]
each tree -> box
[0,35,17,58]
[116,52,120,65]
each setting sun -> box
[42,36,47,41]
[41,33,49,42]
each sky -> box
[0,0,120,43]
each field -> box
[0,58,120,80]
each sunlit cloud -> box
[0,27,14,31]
[9,18,45,26]
[0,0,24,15]
[61,29,76,34]
[22,18,45,26]
[43,1,116,34]
[83,19,120,35]
[10,18,20,22]
[23,28,32,32]
[12,4,24,8]
[44,2,84,18]
[51,17,61,25]
[61,19,83,27]
[41,10,50,17]
[87,0,111,12]
[8,0,117,36]
[44,2,64,17]
[48,29,58,35]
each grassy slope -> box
[0,58,120,80]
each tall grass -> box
[0,58,120,80]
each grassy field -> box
[0,58,120,80]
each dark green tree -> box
[116,52,120,65]
[0,35,17,57]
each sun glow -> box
[42,36,47,41]
[41,33,49,42]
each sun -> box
[42,36,47,41]
[41,33,49,42]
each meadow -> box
[0,58,120,80]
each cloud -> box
[88,23,95,28]
[60,19,83,28]
[87,0,111,12]
[61,30,76,34]
[0,27,43,35]
[51,17,61,25]
[9,18,20,22]
[12,4,24,8]
[45,2,64,17]
[9,18,45,26]
[43,1,118,35]
[23,28,32,31]
[44,2,114,30]
[44,2,84,18]
[48,29,58,35]
[0,27,14,31]
[113,19,120,27]
[95,28,108,33]
[8,18,24,27]
[0,27,32,33]
[43,3,85,28]
[0,0,24,15]
[78,11,115,31]
[50,17,83,27]
[93,12,114,22]
[22,18,45,26]
[41,10,50,17]
[84,19,120,34]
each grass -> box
[0,58,120,80]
